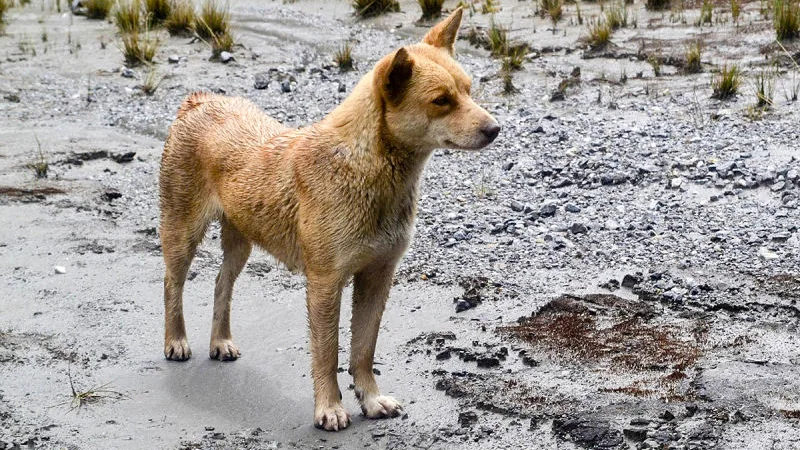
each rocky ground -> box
[1,0,799,449]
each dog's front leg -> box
[350,263,403,419]
[306,272,351,431]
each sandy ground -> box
[1,0,800,449]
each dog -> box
[158,6,499,431]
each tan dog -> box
[158,7,499,431]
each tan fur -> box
[158,7,499,431]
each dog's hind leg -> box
[349,263,403,419]
[161,212,208,361]
[209,216,251,361]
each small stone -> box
[605,219,620,230]
[540,204,557,217]
[521,355,539,367]
[771,231,791,242]
[759,247,779,260]
[502,161,515,171]
[623,428,648,442]
[787,169,799,180]
[436,350,451,361]
[569,223,587,234]
[337,82,346,93]
[204,426,215,431]
[670,177,683,189]
[121,68,135,78]
[510,200,525,212]
[771,180,786,192]
[455,299,474,313]
[458,411,479,428]
[168,55,180,64]
[54,266,66,274]
[219,51,234,63]
[660,410,675,421]
[281,80,292,93]
[476,356,500,368]
[565,203,581,213]
[621,273,643,288]
[254,73,270,90]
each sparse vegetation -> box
[684,41,703,73]
[501,69,518,94]
[697,0,713,26]
[605,2,629,29]
[501,46,526,71]
[753,68,775,107]
[144,0,171,27]
[27,136,48,179]
[85,0,113,20]
[646,0,670,11]
[648,53,662,76]
[165,0,195,36]
[731,0,741,24]
[587,19,612,49]
[0,0,11,32]
[121,30,159,66]
[196,0,229,40]
[482,0,499,14]
[114,0,141,35]
[418,0,444,20]
[541,0,564,33]
[334,42,354,71]
[209,29,234,59]
[487,19,508,57]
[711,64,741,99]
[142,67,162,95]
[774,0,800,41]
[352,0,400,18]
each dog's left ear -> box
[422,6,463,55]
[375,47,414,105]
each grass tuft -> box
[482,0,499,14]
[85,0,113,20]
[27,136,48,179]
[488,19,508,56]
[121,30,159,67]
[209,30,234,59]
[114,0,141,35]
[605,2,629,29]
[165,0,194,36]
[334,42,354,71]
[711,64,741,99]
[774,0,800,41]
[0,0,11,32]
[753,68,775,107]
[352,0,400,18]
[142,67,162,95]
[418,0,444,20]
[697,0,713,26]
[587,20,612,49]
[731,0,741,24]
[541,0,564,33]
[144,0,171,27]
[684,40,703,73]
[196,0,229,39]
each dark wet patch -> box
[552,417,624,449]
[498,294,703,372]
[61,150,137,166]
[434,371,554,418]
[0,186,65,202]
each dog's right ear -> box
[375,47,414,105]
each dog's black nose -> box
[482,124,501,143]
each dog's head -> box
[373,7,500,152]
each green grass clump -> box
[482,0,499,14]
[605,2,629,29]
[541,0,564,33]
[711,64,741,99]
[353,0,400,18]
[587,20,612,49]
[774,0,800,41]
[334,42,354,71]
[144,0,171,27]
[684,41,703,73]
[731,0,741,24]
[209,30,233,59]
[121,31,159,66]
[27,136,48,179]
[488,19,509,56]
[114,0,141,34]
[0,0,11,32]
[85,0,113,19]
[196,0,229,40]
[754,68,775,107]
[165,0,194,36]
[418,0,444,20]
[646,0,670,10]
[698,0,713,25]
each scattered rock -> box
[458,411,478,428]
[53,266,66,274]
[219,52,234,64]
[552,418,624,449]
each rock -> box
[623,428,648,442]
[168,55,180,64]
[759,247,779,260]
[458,411,478,428]
[770,231,791,242]
[510,200,525,212]
[569,223,588,234]
[670,177,683,189]
[476,356,500,368]
[436,350,451,361]
[338,82,346,93]
[660,410,675,421]
[787,169,799,180]
[502,161,515,171]
[540,204,557,217]
[281,80,292,93]
[621,273,643,288]
[565,203,581,213]
[604,219,619,230]
[771,180,786,192]
[54,266,66,274]
[521,355,539,367]
[219,51,234,63]
[455,299,474,313]
[102,191,122,201]
[552,418,624,449]
[254,73,271,90]
[121,68,135,78]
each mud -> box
[1,0,800,449]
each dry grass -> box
[488,20,508,57]
[144,0,171,27]
[698,0,713,25]
[209,30,234,59]
[417,0,444,20]
[165,0,194,36]
[753,68,775,107]
[114,0,141,35]
[605,2,629,29]
[731,0,741,24]
[121,31,159,67]
[684,40,703,73]
[0,0,11,32]
[587,20,612,49]
[27,136,48,179]
[85,0,113,20]
[774,0,800,41]
[482,0,499,14]
[141,67,162,95]
[196,0,229,40]
[541,0,564,33]
[711,64,741,99]
[352,0,400,18]
[334,42,354,71]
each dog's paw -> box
[209,339,240,361]
[314,403,352,431]
[360,395,403,419]
[164,338,192,361]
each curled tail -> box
[176,91,214,119]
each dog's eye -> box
[432,95,451,106]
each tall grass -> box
[711,64,741,99]
[353,0,400,18]
[165,0,194,36]
[114,0,141,35]
[85,0,113,20]
[196,0,229,40]
[334,42,354,71]
[684,40,703,73]
[605,2,629,29]
[774,0,800,41]
[144,0,171,27]
[0,0,11,32]
[418,0,444,20]
[587,20,612,49]
[121,30,159,66]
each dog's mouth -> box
[444,139,489,151]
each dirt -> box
[1,0,800,449]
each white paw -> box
[360,394,403,419]
[314,403,352,431]
[209,339,240,361]
[164,337,192,361]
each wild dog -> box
[159,7,499,431]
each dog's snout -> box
[481,123,501,143]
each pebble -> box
[54,266,66,274]
[219,51,234,63]
[121,68,135,78]
[758,247,779,260]
[670,177,683,189]
[565,203,581,213]
[281,80,292,93]
[254,73,271,90]
[569,223,588,234]
[168,55,180,64]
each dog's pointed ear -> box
[422,6,463,55]
[376,47,414,104]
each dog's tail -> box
[176,91,213,120]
